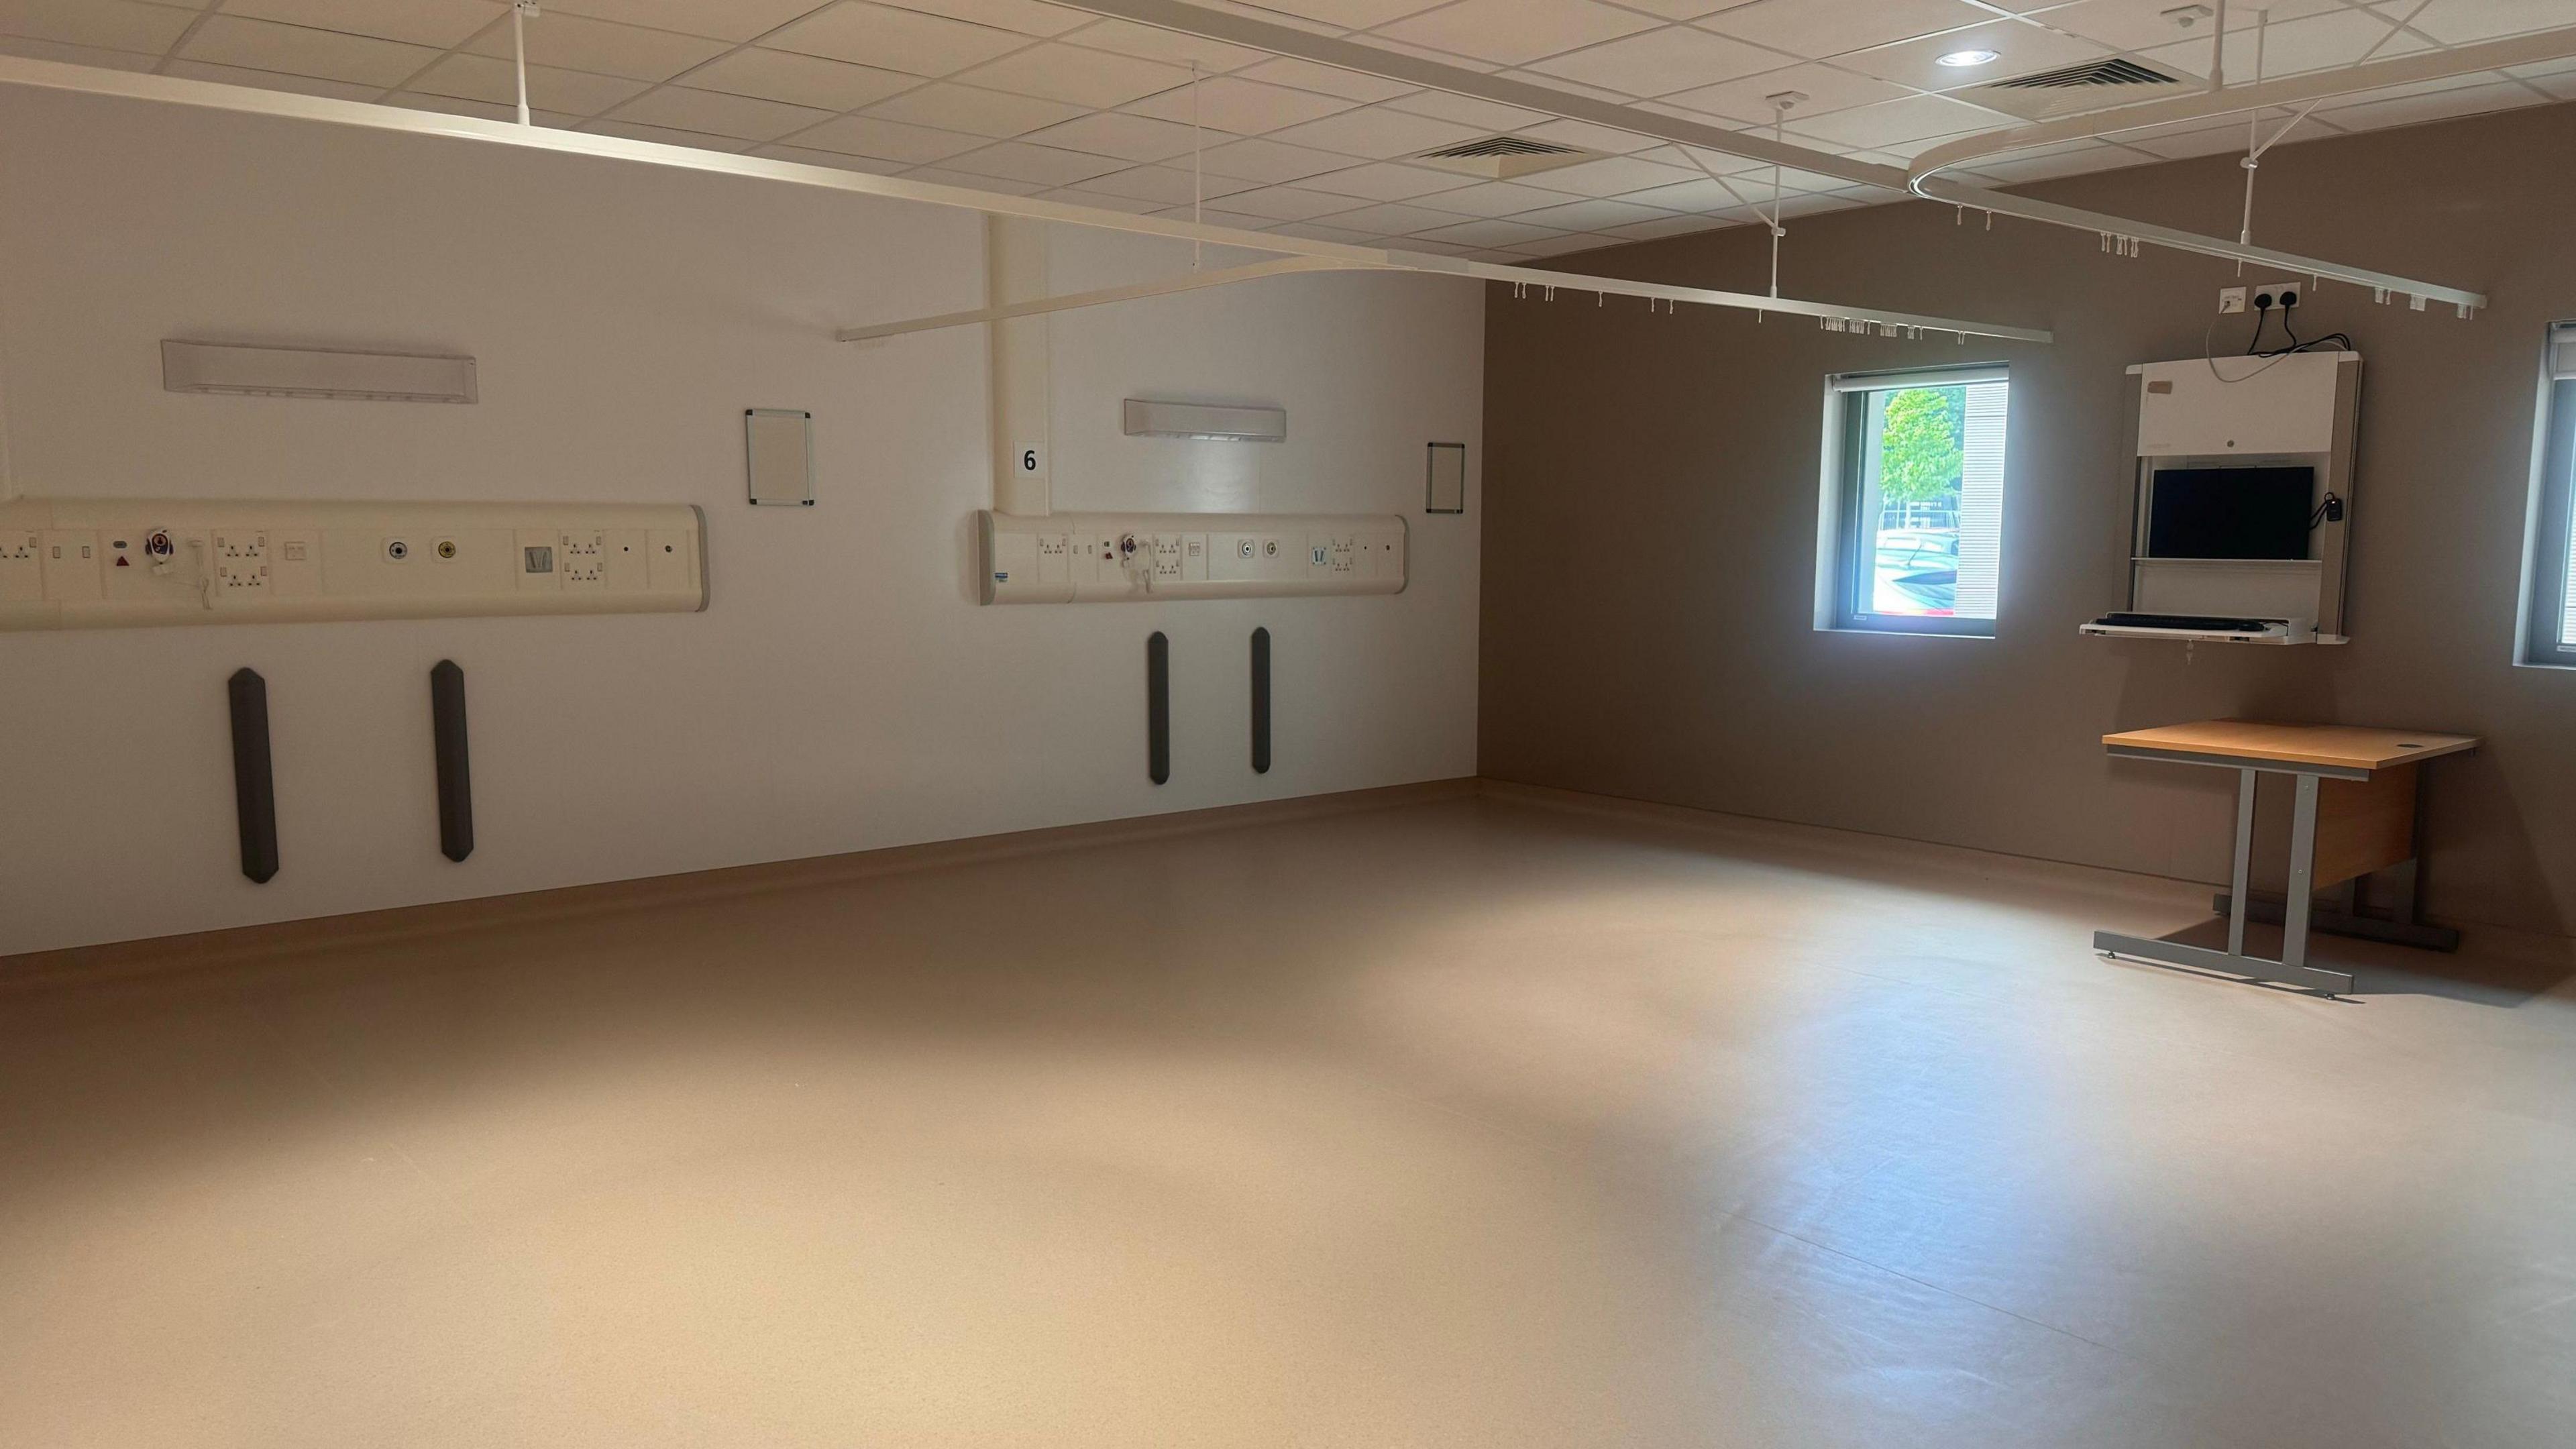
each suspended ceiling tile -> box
[1604,209,1750,239]
[608,85,839,140]
[953,40,1193,106]
[1516,152,1701,197]
[2137,9,2435,80]
[1405,177,1598,215]
[1612,0,1746,19]
[1966,137,2131,180]
[684,47,920,111]
[1034,185,1171,213]
[1307,198,1481,233]
[163,58,388,99]
[1506,230,1623,257]
[1268,219,1381,244]
[904,162,1047,192]
[1523,25,1789,99]
[2111,116,2272,159]
[764,1,1029,76]
[1122,74,1359,131]
[1019,109,1225,160]
[221,0,504,50]
[867,0,1091,37]
[1189,134,1353,181]
[939,137,1130,183]
[1244,0,1452,28]
[2318,76,2548,129]
[1262,103,1485,158]
[1374,0,1662,66]
[2040,0,2344,53]
[1208,182,1373,219]
[1389,235,1478,254]
[1699,0,1992,59]
[2384,0,2576,45]
[1062,15,1271,70]
[537,0,829,42]
[1614,174,1766,211]
[1661,62,1912,125]
[1235,54,1416,101]
[751,141,912,172]
[395,92,582,123]
[1377,89,1552,131]
[1413,216,1570,247]
[585,116,757,149]
[1079,161,1258,203]
[178,15,443,89]
[1295,160,1484,201]
[411,51,652,113]
[1841,18,2112,91]
[867,80,1088,134]
[1513,116,1667,154]
[1786,93,2005,148]
[792,110,987,160]
[2514,58,2576,99]
[0,0,199,54]
[0,36,158,70]
[1507,196,1680,231]
[463,10,729,80]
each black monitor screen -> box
[2147,466,2314,561]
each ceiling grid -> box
[3,0,2570,261]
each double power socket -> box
[2217,280,2304,315]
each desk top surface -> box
[2103,718,2481,771]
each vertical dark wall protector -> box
[227,667,278,884]
[430,659,474,863]
[1147,631,1171,786]
[1250,628,1271,774]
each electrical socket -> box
[2255,279,2302,311]
[2218,286,2247,315]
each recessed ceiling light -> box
[1937,48,2000,67]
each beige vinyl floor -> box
[5,790,2574,1449]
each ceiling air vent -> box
[1411,133,1597,180]
[1964,56,2198,121]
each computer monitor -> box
[2146,466,2315,561]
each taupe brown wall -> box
[1480,101,2576,938]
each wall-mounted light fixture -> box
[1123,398,1286,443]
[161,340,478,403]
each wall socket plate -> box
[2218,286,2247,315]
[2255,279,2302,311]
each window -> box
[1819,366,2010,636]
[2518,324,2576,665]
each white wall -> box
[0,88,1484,956]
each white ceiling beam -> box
[0,56,2050,344]
[837,257,1380,341]
[1046,0,2492,312]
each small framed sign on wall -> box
[746,409,815,506]
[1426,442,1467,515]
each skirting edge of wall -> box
[1,777,1479,989]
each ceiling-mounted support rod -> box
[510,1,537,127]
[838,258,1378,341]
[0,56,2049,343]
[1047,0,2501,314]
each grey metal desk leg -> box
[2226,767,2255,957]
[2282,773,2320,977]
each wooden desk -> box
[2094,719,2480,996]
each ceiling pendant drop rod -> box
[510,1,537,127]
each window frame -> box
[1819,364,2011,639]
[2517,326,2576,667]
